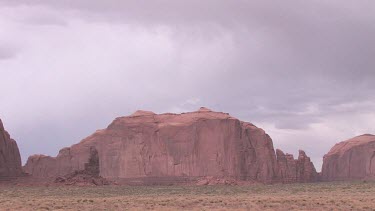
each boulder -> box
[276,149,318,183]
[321,134,375,181]
[0,119,22,177]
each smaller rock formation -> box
[276,149,318,183]
[321,134,375,181]
[0,119,22,178]
[23,154,58,178]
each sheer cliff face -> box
[321,134,375,181]
[0,119,22,177]
[24,108,316,183]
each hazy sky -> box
[1,0,374,170]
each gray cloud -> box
[0,1,374,171]
[23,13,67,26]
[0,46,17,60]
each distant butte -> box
[322,134,375,181]
[24,108,318,184]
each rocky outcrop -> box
[24,108,317,184]
[276,149,318,183]
[321,134,375,181]
[296,150,319,182]
[0,119,22,177]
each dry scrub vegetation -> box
[1,181,375,210]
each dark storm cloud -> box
[0,0,374,170]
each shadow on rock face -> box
[55,147,110,186]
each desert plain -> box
[1,181,375,211]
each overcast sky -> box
[1,0,374,170]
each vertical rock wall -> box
[0,119,22,177]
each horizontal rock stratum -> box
[24,108,318,183]
[0,119,22,177]
[321,134,375,181]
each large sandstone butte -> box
[321,134,375,181]
[24,108,317,184]
[0,119,22,177]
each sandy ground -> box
[1,181,375,210]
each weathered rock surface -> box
[321,134,375,181]
[276,149,319,183]
[0,119,22,177]
[24,108,317,184]
[54,147,110,186]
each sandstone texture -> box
[321,134,375,181]
[24,108,317,184]
[54,147,109,186]
[276,149,319,183]
[0,119,22,177]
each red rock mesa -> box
[24,108,317,184]
[322,134,375,181]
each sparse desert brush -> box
[1,182,375,210]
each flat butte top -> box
[110,107,239,128]
[78,107,259,145]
